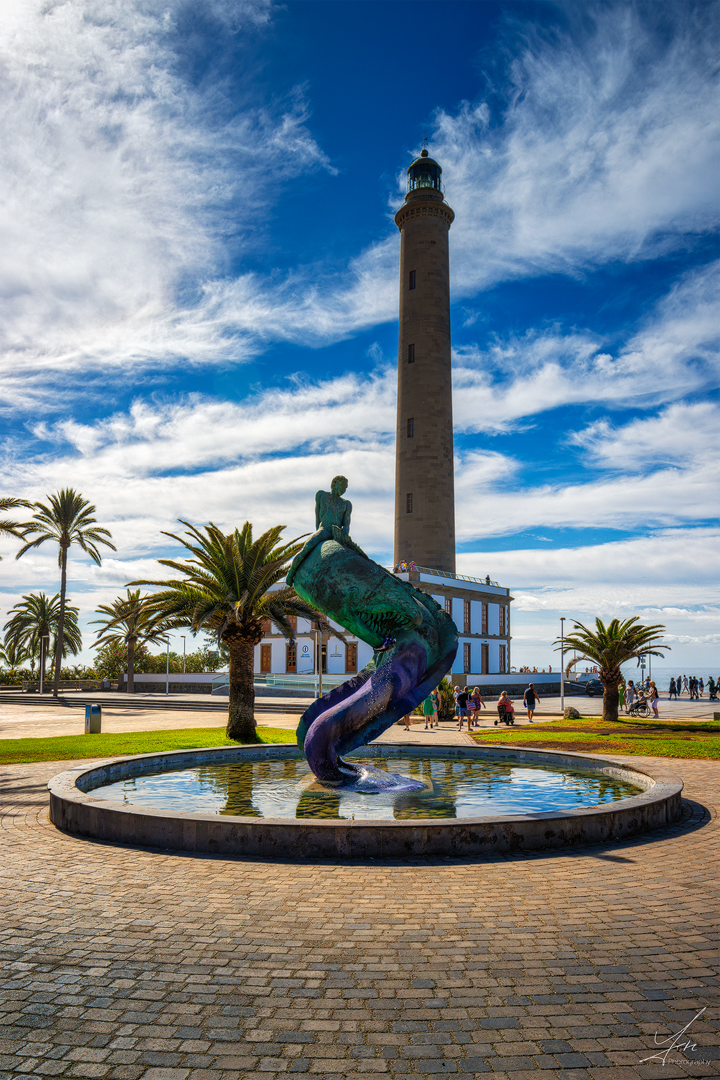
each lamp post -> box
[165,638,170,696]
[39,634,49,695]
[181,636,186,674]
[560,618,566,716]
[314,624,323,699]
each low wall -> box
[48,745,683,861]
[118,673,222,694]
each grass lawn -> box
[471,716,720,759]
[0,725,295,765]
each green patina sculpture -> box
[290,478,458,785]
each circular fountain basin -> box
[48,744,683,859]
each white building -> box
[254,566,512,679]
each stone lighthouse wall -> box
[394,193,456,573]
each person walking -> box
[618,681,625,711]
[648,681,660,717]
[523,682,539,722]
[456,687,469,730]
[465,686,477,728]
[422,694,436,730]
[430,687,440,726]
[699,678,704,697]
[668,678,677,700]
[470,686,486,728]
[683,675,689,694]
[626,681,636,710]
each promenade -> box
[1,712,718,1078]
[0,692,717,742]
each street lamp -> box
[181,636,186,674]
[314,624,323,699]
[560,618,566,715]
[39,633,50,695]
[165,637,170,696]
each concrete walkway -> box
[1,692,716,741]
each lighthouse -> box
[393,148,456,573]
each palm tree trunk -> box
[127,638,135,695]
[602,670,621,721]
[226,638,258,742]
[52,547,68,698]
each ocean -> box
[620,664,719,689]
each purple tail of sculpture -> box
[298,638,457,783]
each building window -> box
[409,270,416,290]
[286,641,297,674]
[445,596,452,616]
[481,643,489,675]
[481,603,488,634]
[499,606,506,635]
[406,493,413,513]
[260,644,272,673]
[346,642,357,673]
[407,417,414,438]
[499,644,507,673]
[408,343,415,363]
[463,642,471,674]
[463,600,471,634]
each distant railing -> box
[212,672,349,694]
[20,679,118,693]
[389,565,501,587]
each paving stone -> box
[1,755,719,1080]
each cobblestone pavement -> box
[1,754,718,1080]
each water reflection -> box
[96,753,642,822]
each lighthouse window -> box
[406,493,413,513]
[409,270,416,290]
[408,343,415,363]
[407,417,414,438]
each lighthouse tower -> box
[393,148,456,573]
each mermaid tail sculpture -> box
[289,477,458,786]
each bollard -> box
[85,704,102,734]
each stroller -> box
[494,700,515,726]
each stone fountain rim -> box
[47,743,683,858]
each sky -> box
[0,0,718,671]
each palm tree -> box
[555,617,668,721]
[4,592,82,688]
[130,521,328,741]
[0,636,30,680]
[0,497,33,557]
[92,590,169,694]
[16,490,115,697]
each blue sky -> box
[1,0,719,669]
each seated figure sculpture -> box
[290,477,459,788]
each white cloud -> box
[458,528,720,591]
[458,529,720,667]
[433,3,720,292]
[1,0,717,408]
[570,401,720,470]
[453,261,720,432]
[0,0,332,402]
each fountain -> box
[48,480,683,858]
